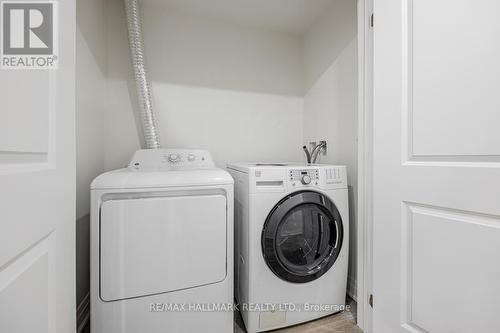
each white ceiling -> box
[141,0,336,35]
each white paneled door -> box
[0,0,76,332]
[373,0,500,332]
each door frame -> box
[357,0,374,331]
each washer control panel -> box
[289,169,319,187]
[248,165,347,192]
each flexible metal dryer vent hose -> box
[124,0,161,149]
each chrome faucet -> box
[302,146,312,163]
[302,141,327,164]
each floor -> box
[82,298,362,333]
[234,298,362,333]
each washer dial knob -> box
[301,174,312,185]
[187,154,196,162]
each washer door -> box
[262,191,343,283]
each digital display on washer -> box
[289,169,319,181]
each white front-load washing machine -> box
[227,163,349,333]
[91,149,234,333]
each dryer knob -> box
[301,174,311,185]
[168,153,180,163]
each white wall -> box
[304,1,358,92]
[76,0,106,312]
[153,83,303,166]
[303,1,358,299]
[141,3,304,97]
[104,0,304,170]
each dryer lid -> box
[91,168,233,189]
[91,149,233,189]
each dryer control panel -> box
[128,149,215,170]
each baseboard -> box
[347,275,358,302]
[77,292,90,333]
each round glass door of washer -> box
[261,191,344,283]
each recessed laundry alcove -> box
[76,0,359,331]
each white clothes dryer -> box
[91,149,234,333]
